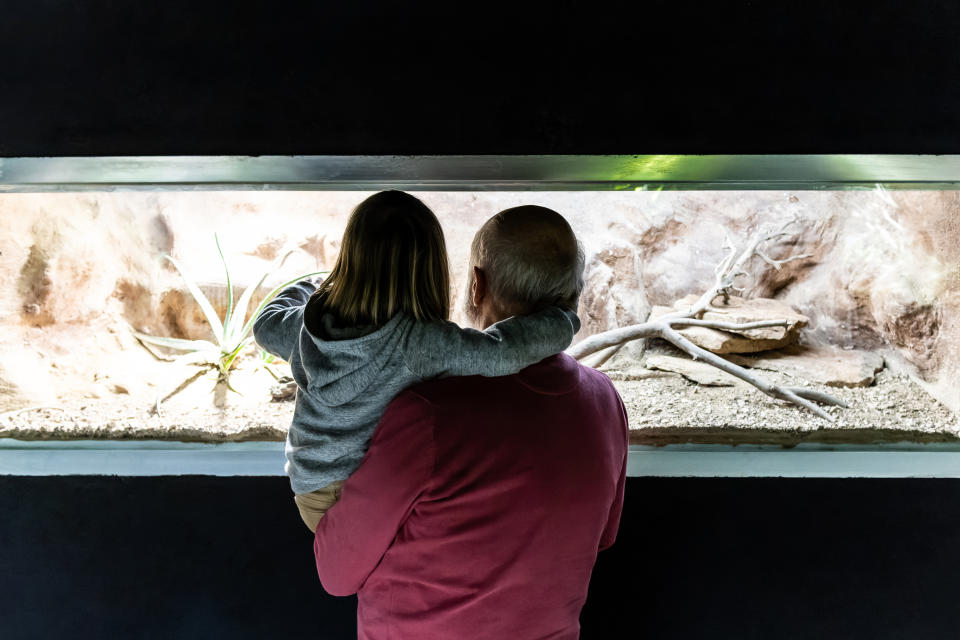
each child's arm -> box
[402,306,580,378]
[252,280,317,361]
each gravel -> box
[609,356,960,446]
[2,353,957,447]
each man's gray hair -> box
[470,205,585,314]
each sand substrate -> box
[615,366,960,446]
[2,353,957,447]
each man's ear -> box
[472,266,487,308]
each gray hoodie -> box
[253,280,581,494]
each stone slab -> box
[724,345,885,387]
[644,354,750,387]
[649,294,809,354]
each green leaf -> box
[215,233,234,343]
[164,254,225,347]
[220,338,251,373]
[173,350,219,367]
[223,249,296,345]
[262,363,280,381]
[133,332,219,353]
[224,376,243,397]
[239,270,327,343]
[224,245,325,344]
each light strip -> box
[6,441,960,477]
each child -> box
[253,191,580,533]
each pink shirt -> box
[314,353,629,640]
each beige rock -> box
[649,295,808,354]
[270,377,298,402]
[644,354,749,387]
[602,367,679,382]
[577,240,651,353]
[0,354,55,412]
[0,371,30,412]
[638,192,833,307]
[600,341,653,377]
[724,345,885,387]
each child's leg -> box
[293,480,345,533]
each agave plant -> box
[134,234,325,410]
[257,350,282,381]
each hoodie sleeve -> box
[402,307,581,379]
[252,280,317,361]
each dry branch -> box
[568,217,847,421]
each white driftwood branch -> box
[568,323,662,360]
[757,250,814,271]
[668,318,789,332]
[583,343,625,370]
[657,324,838,421]
[568,219,847,421]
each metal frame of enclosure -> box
[2,155,960,191]
[2,154,960,477]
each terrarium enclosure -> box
[1,188,958,445]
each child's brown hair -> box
[305,191,450,331]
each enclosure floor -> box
[617,365,960,446]
[1,360,957,446]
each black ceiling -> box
[1,0,958,156]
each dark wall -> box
[3,476,960,639]
[4,3,960,639]
[1,0,959,156]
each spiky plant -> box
[134,234,325,410]
[257,350,282,381]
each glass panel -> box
[1,187,957,446]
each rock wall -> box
[0,189,957,415]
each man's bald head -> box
[464,205,584,325]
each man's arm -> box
[314,390,435,596]
[252,280,316,360]
[599,393,629,551]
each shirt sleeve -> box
[599,392,629,552]
[403,307,581,379]
[251,280,317,361]
[313,390,436,596]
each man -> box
[314,205,629,639]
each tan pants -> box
[294,480,345,533]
